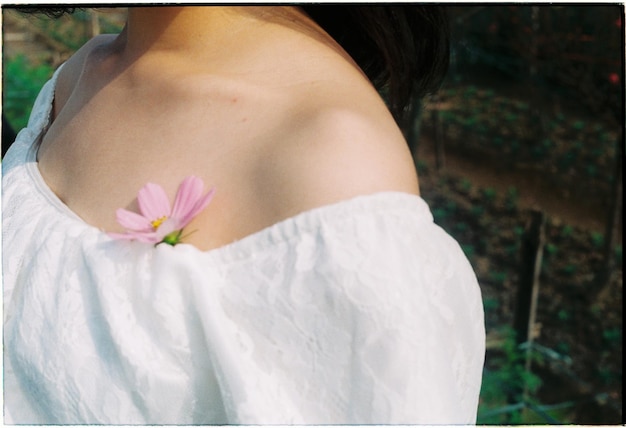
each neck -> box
[115,6,311,59]
[117,7,234,55]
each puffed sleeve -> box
[186,194,486,423]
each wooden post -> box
[512,210,546,399]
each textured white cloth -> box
[2,68,485,425]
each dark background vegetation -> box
[2,5,623,424]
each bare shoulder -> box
[257,77,420,217]
[242,15,421,215]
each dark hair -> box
[302,5,450,123]
[15,6,449,123]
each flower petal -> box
[137,182,171,220]
[135,232,164,244]
[178,187,216,227]
[110,176,215,246]
[155,218,179,237]
[107,231,163,244]
[107,232,136,240]
[109,219,181,244]
[115,208,152,232]
[170,176,206,221]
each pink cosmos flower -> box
[109,176,215,246]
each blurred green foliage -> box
[2,8,125,132]
[478,327,545,424]
[3,55,54,131]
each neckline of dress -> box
[22,65,431,257]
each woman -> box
[3,6,485,424]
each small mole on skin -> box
[231,97,238,103]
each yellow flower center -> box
[151,216,168,230]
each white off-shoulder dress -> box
[2,68,485,425]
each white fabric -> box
[2,68,485,425]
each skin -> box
[37,6,420,251]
